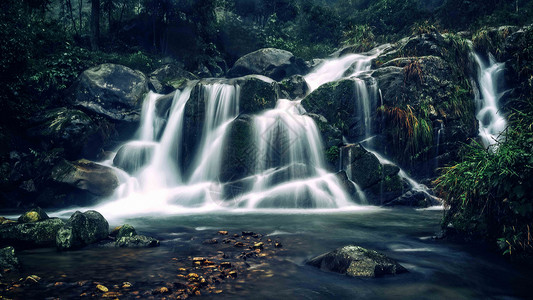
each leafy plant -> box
[325,146,339,163]
[379,104,433,163]
[434,97,533,260]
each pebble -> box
[96,284,109,292]
[218,231,228,235]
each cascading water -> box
[303,45,435,200]
[472,53,507,147]
[81,75,355,218]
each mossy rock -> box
[307,245,408,278]
[18,207,49,223]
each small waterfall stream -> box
[472,53,507,147]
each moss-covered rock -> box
[302,79,357,130]
[279,75,309,100]
[306,245,408,278]
[56,210,109,251]
[148,63,198,94]
[235,75,279,113]
[0,218,64,249]
[116,224,136,240]
[18,207,49,223]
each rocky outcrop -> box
[71,63,149,123]
[0,218,64,249]
[51,159,119,197]
[56,210,109,250]
[228,48,308,81]
[306,245,408,278]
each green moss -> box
[325,146,340,163]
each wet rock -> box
[218,114,256,183]
[110,223,159,248]
[116,224,136,239]
[306,245,408,278]
[385,190,439,207]
[51,159,119,197]
[148,63,197,94]
[227,48,308,81]
[70,63,149,123]
[18,207,49,223]
[56,210,109,250]
[348,152,382,189]
[96,284,109,292]
[0,246,20,272]
[113,141,157,174]
[279,75,309,99]
[0,218,64,249]
[115,235,159,248]
[218,231,228,235]
[335,171,356,197]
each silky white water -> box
[472,53,507,147]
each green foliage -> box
[379,104,433,164]
[325,146,339,163]
[472,27,512,59]
[411,20,439,36]
[435,97,533,260]
[341,24,375,52]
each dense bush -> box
[435,96,533,261]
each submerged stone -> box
[306,245,408,278]
[115,235,160,248]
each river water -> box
[11,208,531,299]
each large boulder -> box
[306,245,408,278]
[51,159,119,197]
[26,108,104,159]
[0,246,20,272]
[71,63,149,123]
[227,48,308,81]
[56,210,109,250]
[0,218,64,248]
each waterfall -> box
[472,53,507,148]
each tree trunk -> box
[90,0,100,51]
